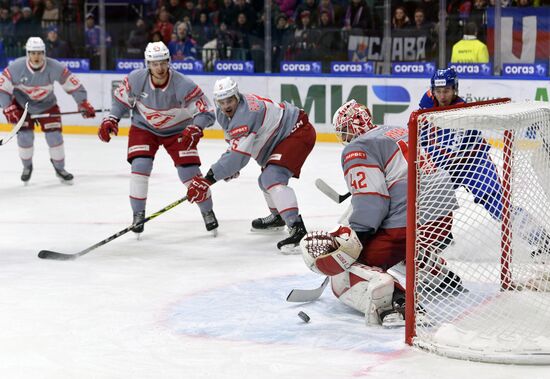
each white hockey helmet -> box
[212,77,239,102]
[25,37,46,53]
[144,42,170,64]
[332,99,375,145]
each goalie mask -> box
[332,100,375,145]
[300,226,363,276]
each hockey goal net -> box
[406,99,550,364]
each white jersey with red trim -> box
[110,68,215,137]
[342,125,408,233]
[210,93,300,181]
[0,57,87,113]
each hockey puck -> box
[298,311,310,323]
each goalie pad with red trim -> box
[300,225,363,276]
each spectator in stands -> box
[181,0,200,25]
[317,0,336,26]
[410,8,433,32]
[166,0,186,23]
[410,8,436,60]
[272,14,292,71]
[45,25,70,58]
[514,0,533,6]
[233,0,256,30]
[343,0,375,32]
[15,7,40,45]
[85,13,112,61]
[168,21,198,60]
[10,4,22,25]
[392,6,411,29]
[419,0,439,24]
[469,0,487,43]
[153,8,174,44]
[0,8,15,47]
[233,12,252,59]
[295,0,318,26]
[318,9,343,62]
[450,21,489,63]
[217,0,237,27]
[274,0,297,19]
[216,21,236,60]
[41,0,59,30]
[127,18,149,58]
[151,30,164,43]
[291,10,319,60]
[193,11,215,46]
[447,0,472,59]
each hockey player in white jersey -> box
[98,42,218,235]
[300,100,462,327]
[186,77,317,252]
[0,37,96,184]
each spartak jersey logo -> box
[343,150,367,164]
[22,85,49,100]
[144,110,176,128]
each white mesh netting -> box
[408,100,550,364]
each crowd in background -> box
[0,0,548,71]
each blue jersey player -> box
[418,68,502,220]
[419,69,548,253]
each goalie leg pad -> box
[331,263,395,325]
[300,227,362,275]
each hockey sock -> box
[45,131,65,169]
[130,157,153,214]
[17,129,34,168]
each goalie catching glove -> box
[300,225,362,276]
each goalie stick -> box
[0,102,28,146]
[315,178,351,204]
[38,196,188,261]
[286,276,330,302]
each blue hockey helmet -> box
[430,68,458,92]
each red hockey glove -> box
[181,125,203,150]
[3,102,23,124]
[187,175,211,203]
[79,100,96,118]
[98,116,119,143]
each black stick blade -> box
[38,250,78,260]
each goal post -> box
[406,99,550,364]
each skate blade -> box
[250,226,286,234]
[209,228,218,237]
[279,245,301,255]
[23,181,30,186]
[58,178,74,185]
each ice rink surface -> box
[0,134,547,378]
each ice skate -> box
[251,213,286,233]
[51,160,73,185]
[131,210,145,238]
[21,164,33,185]
[277,216,307,254]
[202,209,218,237]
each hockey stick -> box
[0,102,28,146]
[30,108,110,119]
[38,196,188,261]
[315,178,351,204]
[286,276,330,302]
